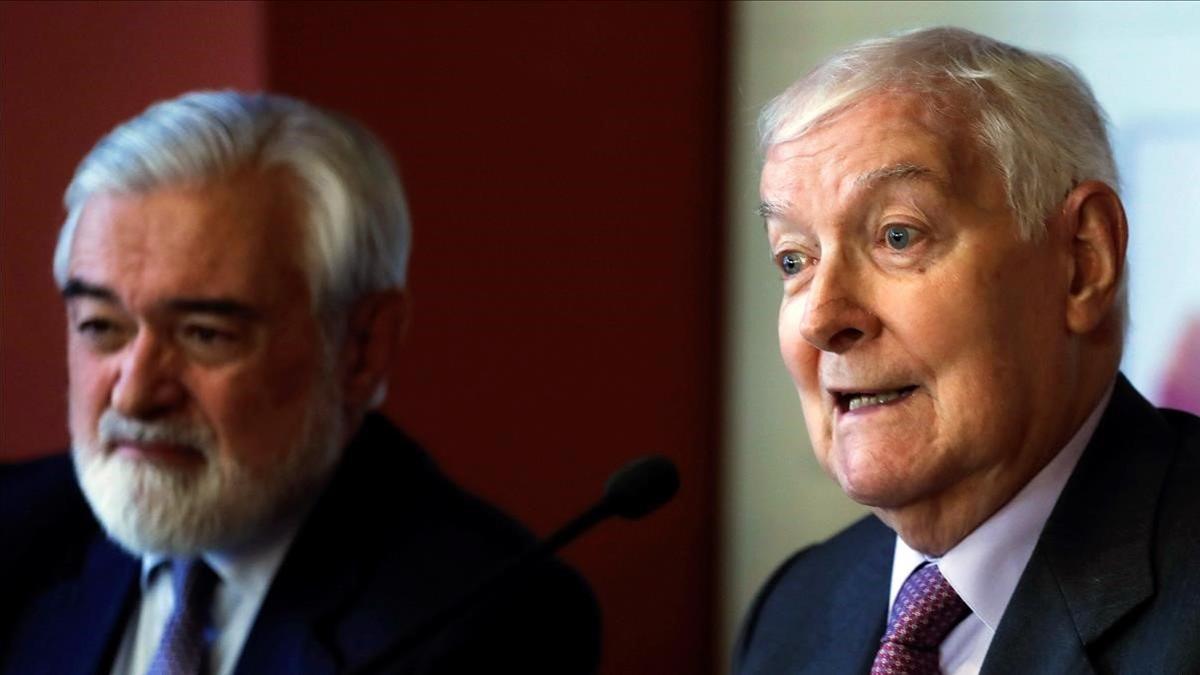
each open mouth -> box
[835,385,918,412]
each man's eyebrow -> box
[167,298,261,320]
[62,278,117,302]
[759,163,941,218]
[757,200,789,219]
[854,162,946,190]
[62,280,260,319]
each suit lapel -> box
[5,535,137,675]
[233,415,471,675]
[823,535,891,675]
[978,545,1097,675]
[983,377,1170,674]
[229,542,358,675]
[749,518,892,675]
[231,503,434,675]
[231,446,376,675]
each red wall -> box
[1,3,725,673]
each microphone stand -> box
[350,455,678,675]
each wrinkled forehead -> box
[760,91,998,209]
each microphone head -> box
[602,455,680,519]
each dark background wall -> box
[0,2,726,673]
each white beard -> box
[72,387,344,557]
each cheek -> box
[66,346,111,439]
[203,340,327,468]
[777,300,815,386]
[894,272,1041,454]
[778,301,832,453]
[201,375,311,469]
[885,271,1000,388]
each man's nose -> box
[797,254,881,353]
[111,329,186,418]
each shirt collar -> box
[889,381,1114,630]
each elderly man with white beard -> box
[0,91,600,675]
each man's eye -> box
[178,322,248,363]
[184,325,225,344]
[78,318,113,334]
[75,318,129,350]
[181,324,239,347]
[774,250,811,278]
[884,224,917,250]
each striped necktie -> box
[146,558,218,675]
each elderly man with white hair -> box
[736,27,1200,674]
[0,91,600,675]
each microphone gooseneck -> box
[527,454,679,559]
[351,454,680,674]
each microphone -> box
[352,454,680,674]
[537,454,680,555]
[604,454,681,518]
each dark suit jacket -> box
[735,376,1200,674]
[0,413,601,675]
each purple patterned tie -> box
[871,563,971,675]
[146,558,218,675]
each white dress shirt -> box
[108,513,305,675]
[887,383,1113,674]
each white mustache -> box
[97,409,216,456]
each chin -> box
[837,478,896,508]
[74,449,244,555]
[831,459,922,510]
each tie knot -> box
[171,558,218,615]
[885,563,970,650]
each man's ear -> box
[1060,180,1127,334]
[338,289,408,412]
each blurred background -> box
[2,2,1197,673]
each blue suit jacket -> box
[0,414,601,674]
[735,376,1200,674]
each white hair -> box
[53,90,411,313]
[760,26,1119,241]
